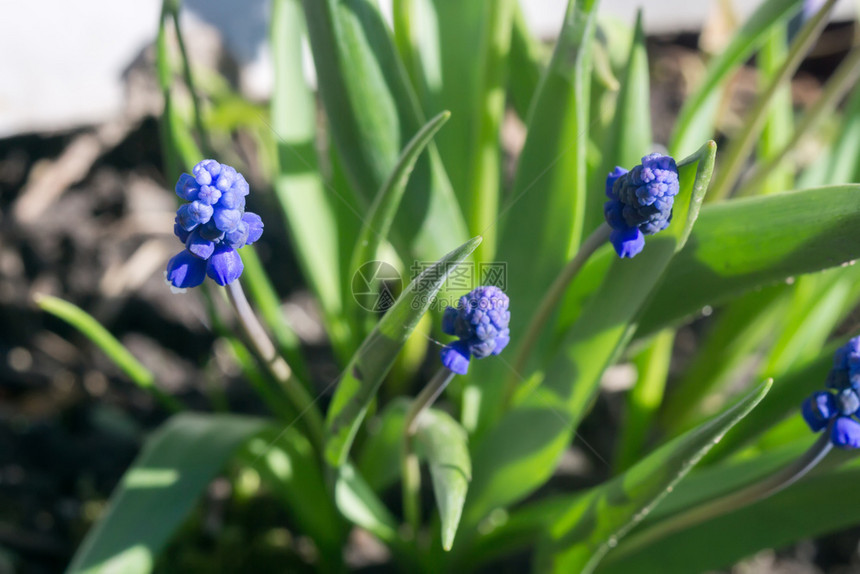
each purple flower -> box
[440,286,510,375]
[165,160,263,290]
[604,154,680,258]
[801,336,860,449]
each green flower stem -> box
[504,223,610,407]
[611,430,833,560]
[401,367,457,535]
[226,279,324,450]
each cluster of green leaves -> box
[43,0,860,572]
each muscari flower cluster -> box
[802,336,860,449]
[440,286,510,375]
[165,160,263,290]
[604,153,680,258]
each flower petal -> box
[441,340,471,375]
[166,250,207,289]
[175,173,200,201]
[442,306,458,336]
[186,229,215,260]
[802,391,837,432]
[206,245,244,286]
[609,227,645,259]
[831,416,860,449]
[242,212,264,245]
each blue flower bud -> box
[801,335,860,448]
[173,218,190,243]
[802,391,836,432]
[242,212,264,245]
[217,189,245,210]
[186,229,215,260]
[214,164,237,191]
[166,250,207,290]
[224,221,250,250]
[604,153,680,258]
[193,159,221,185]
[166,160,263,290]
[442,306,458,336]
[837,388,860,416]
[214,208,242,232]
[206,245,244,286]
[609,227,645,259]
[196,184,222,206]
[440,286,510,374]
[440,340,471,375]
[831,416,860,449]
[198,220,224,242]
[175,173,200,201]
[605,166,628,198]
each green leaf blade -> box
[414,409,472,551]
[349,110,452,285]
[67,414,267,574]
[637,184,860,338]
[600,457,860,574]
[537,381,771,574]
[36,294,181,412]
[302,0,468,261]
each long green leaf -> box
[670,0,803,157]
[67,414,266,573]
[660,286,786,433]
[349,110,452,299]
[414,408,472,551]
[637,185,860,338]
[36,294,182,412]
[706,347,834,461]
[754,24,794,197]
[325,236,482,467]
[599,9,651,187]
[464,142,716,526]
[301,0,468,261]
[468,0,515,264]
[584,10,651,239]
[271,0,351,357]
[600,457,860,574]
[465,0,601,435]
[615,328,674,472]
[395,0,486,207]
[536,381,770,573]
[357,398,410,492]
[334,463,399,543]
[508,1,548,121]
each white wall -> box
[0,0,853,137]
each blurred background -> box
[2,1,860,572]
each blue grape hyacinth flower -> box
[166,160,264,291]
[440,286,510,375]
[604,153,680,258]
[801,336,860,449]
